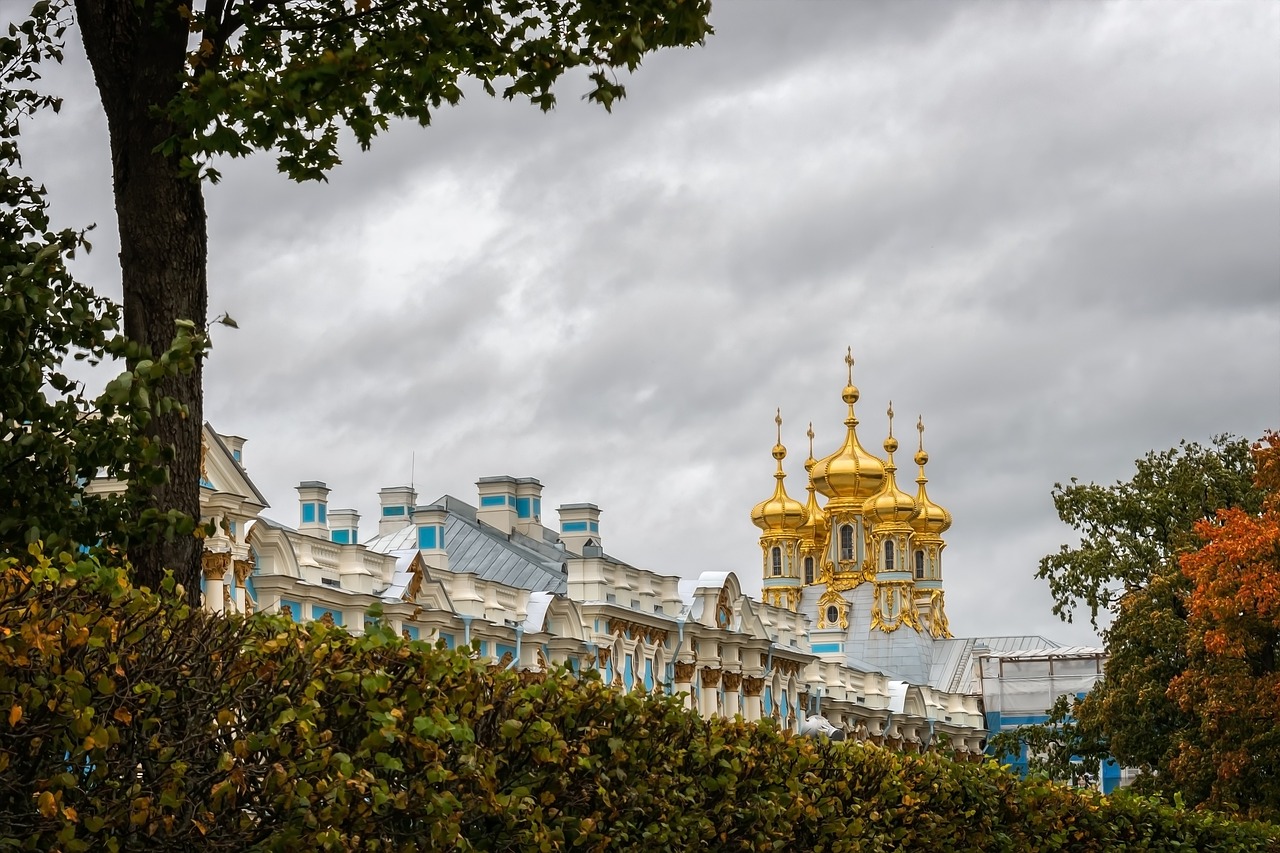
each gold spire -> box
[798,421,828,544]
[863,402,917,524]
[910,416,952,535]
[810,347,885,503]
[751,410,808,533]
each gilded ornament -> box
[701,667,722,688]
[722,671,742,691]
[742,676,765,697]
[673,660,696,682]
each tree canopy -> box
[1027,433,1279,818]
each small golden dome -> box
[810,348,885,502]
[863,403,919,525]
[751,410,808,534]
[798,423,828,542]
[911,416,952,535]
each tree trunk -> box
[76,2,206,605]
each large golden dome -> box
[750,411,808,534]
[910,417,952,535]
[863,405,919,525]
[810,349,885,503]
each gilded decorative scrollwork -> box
[233,559,253,585]
[317,611,336,628]
[404,563,424,602]
[606,618,669,647]
[870,581,922,633]
[926,589,952,639]
[701,667,722,688]
[773,659,803,679]
[201,551,231,578]
[722,671,742,691]
[673,660,696,682]
[715,586,733,629]
[596,648,611,669]
[742,676,765,697]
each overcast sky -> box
[19,1,1280,646]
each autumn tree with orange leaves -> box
[1170,431,1280,818]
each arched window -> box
[884,540,895,571]
[915,549,925,579]
[804,556,814,585]
[771,546,782,576]
[826,605,840,626]
[839,525,855,561]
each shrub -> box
[2,545,1276,851]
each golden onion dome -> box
[911,416,952,535]
[862,404,919,525]
[797,422,828,542]
[751,411,808,534]
[810,348,885,502]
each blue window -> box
[533,498,542,518]
[314,608,343,626]
[302,503,316,524]
[318,504,327,524]
[382,505,406,517]
[439,633,455,650]
[516,497,531,519]
[497,644,517,663]
[331,529,351,544]
[624,655,634,690]
[280,599,303,622]
[562,521,589,532]
[228,521,237,537]
[402,625,420,640]
[764,686,774,716]
[643,659,654,692]
[589,521,599,533]
[480,495,506,507]
[417,526,438,549]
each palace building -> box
[185,349,1102,761]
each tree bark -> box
[76,1,207,605]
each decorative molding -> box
[742,676,765,697]
[596,648,612,669]
[233,559,253,585]
[673,660,696,682]
[722,671,742,691]
[201,551,231,578]
[607,618,669,647]
[701,667,722,688]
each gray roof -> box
[929,634,1062,694]
[365,501,567,595]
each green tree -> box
[1,8,204,566]
[15,0,713,599]
[988,694,1104,787]
[1035,435,1264,800]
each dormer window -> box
[825,605,840,626]
[884,540,895,571]
[803,556,814,585]
[839,525,854,561]
[914,549,925,579]
[771,546,782,576]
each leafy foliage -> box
[1034,434,1276,815]
[0,10,207,564]
[1169,431,1280,818]
[1036,435,1260,628]
[2,546,1277,851]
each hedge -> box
[2,547,1277,851]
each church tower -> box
[910,417,953,638]
[750,411,808,611]
[863,405,922,633]
[809,348,885,592]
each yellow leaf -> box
[114,707,133,725]
[37,791,57,818]
[8,704,21,726]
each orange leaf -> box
[7,704,21,727]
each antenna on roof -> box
[410,451,415,491]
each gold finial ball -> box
[772,443,787,460]
[884,436,899,454]
[841,384,860,405]
[915,450,929,466]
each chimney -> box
[377,485,417,536]
[296,481,330,536]
[476,476,517,535]
[557,503,601,555]
[328,508,360,545]
[514,477,544,537]
[220,434,247,465]
[411,504,449,572]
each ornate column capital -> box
[202,551,231,579]
[721,671,742,691]
[742,675,765,697]
[673,660,696,682]
[700,667,722,688]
